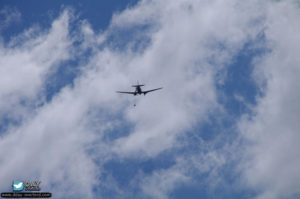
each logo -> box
[1,180,52,198]
[12,180,41,191]
[12,181,24,191]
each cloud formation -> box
[239,1,300,198]
[0,6,21,31]
[0,0,299,198]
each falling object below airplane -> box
[116,83,163,96]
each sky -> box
[0,0,300,199]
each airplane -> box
[116,82,163,96]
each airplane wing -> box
[142,87,163,95]
[116,91,136,95]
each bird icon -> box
[13,183,22,189]
[12,181,24,191]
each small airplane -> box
[117,82,163,96]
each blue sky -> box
[1,0,138,37]
[0,1,300,199]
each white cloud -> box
[0,9,99,198]
[140,162,190,199]
[0,6,21,31]
[139,149,228,199]
[0,9,72,122]
[239,1,300,198]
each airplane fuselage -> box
[135,86,142,95]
